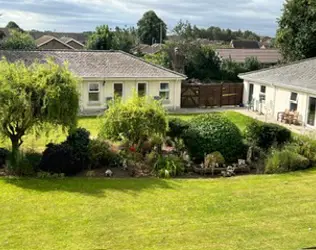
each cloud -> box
[0,0,284,35]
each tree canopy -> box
[172,20,260,42]
[87,25,137,52]
[276,0,316,61]
[6,21,23,31]
[0,58,79,169]
[86,25,115,50]
[137,10,167,45]
[0,30,36,50]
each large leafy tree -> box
[0,58,79,169]
[112,27,137,52]
[86,25,115,50]
[182,44,221,81]
[276,0,316,61]
[0,30,36,50]
[137,11,167,45]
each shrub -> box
[204,151,225,168]
[292,136,316,164]
[39,143,82,176]
[99,94,168,150]
[167,118,189,139]
[88,139,121,169]
[183,114,244,163]
[0,148,10,167]
[245,121,291,149]
[7,150,41,176]
[66,128,90,167]
[154,155,185,178]
[265,149,310,174]
[24,150,42,170]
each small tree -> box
[0,30,36,50]
[0,58,79,169]
[99,94,167,150]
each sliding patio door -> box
[307,97,316,126]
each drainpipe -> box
[174,78,177,110]
[272,84,277,120]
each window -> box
[114,83,123,97]
[88,83,100,102]
[290,92,298,111]
[259,85,266,102]
[137,83,147,97]
[159,83,169,100]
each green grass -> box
[1,170,316,249]
[0,111,253,151]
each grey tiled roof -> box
[0,50,186,79]
[216,49,281,64]
[239,57,316,93]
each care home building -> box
[239,57,316,127]
[0,50,186,114]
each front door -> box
[307,97,316,126]
[248,83,254,103]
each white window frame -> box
[159,82,170,103]
[88,83,100,103]
[113,83,124,98]
[137,82,148,96]
[290,92,298,111]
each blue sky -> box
[0,0,284,36]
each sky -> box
[0,0,284,36]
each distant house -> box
[30,31,88,45]
[0,50,186,114]
[132,44,163,55]
[230,40,260,49]
[239,57,316,127]
[36,35,75,50]
[60,37,85,50]
[216,49,282,65]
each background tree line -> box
[144,41,263,82]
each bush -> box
[167,118,189,139]
[7,150,41,176]
[265,149,310,174]
[24,150,42,171]
[154,155,185,178]
[183,114,244,163]
[292,136,316,164]
[39,143,82,176]
[245,121,291,149]
[204,151,225,168]
[88,139,121,169]
[0,148,10,167]
[99,94,167,150]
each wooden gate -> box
[181,83,243,108]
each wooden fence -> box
[181,83,243,108]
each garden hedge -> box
[183,114,245,163]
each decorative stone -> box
[105,169,113,177]
[238,159,246,166]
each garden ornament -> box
[105,169,113,177]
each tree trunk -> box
[10,136,20,171]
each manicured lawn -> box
[0,111,253,150]
[1,170,316,249]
